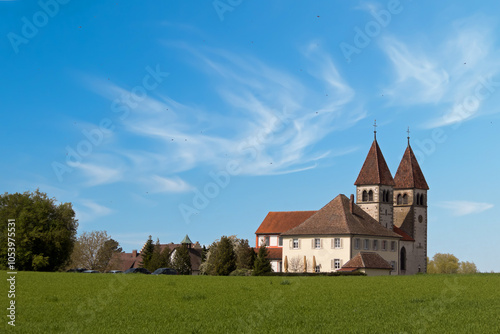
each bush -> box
[229,268,253,276]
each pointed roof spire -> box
[354,138,395,186]
[373,119,377,140]
[394,144,429,190]
[181,234,192,244]
[407,126,410,146]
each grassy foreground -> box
[2,271,500,333]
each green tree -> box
[173,244,191,275]
[148,238,172,272]
[427,253,459,274]
[214,235,236,276]
[0,190,78,271]
[235,238,255,270]
[253,245,272,276]
[139,235,154,269]
[458,261,478,274]
[70,231,121,271]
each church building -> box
[255,129,429,275]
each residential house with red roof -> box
[255,130,429,276]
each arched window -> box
[381,190,386,202]
[401,247,406,271]
[422,195,426,206]
[362,190,368,202]
[403,194,408,205]
[385,191,390,203]
[368,190,373,202]
[416,194,421,205]
[397,194,402,205]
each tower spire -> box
[373,119,377,140]
[407,127,410,146]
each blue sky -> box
[1,1,499,272]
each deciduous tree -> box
[458,261,478,274]
[214,235,236,276]
[427,253,459,274]
[69,231,120,271]
[0,190,78,271]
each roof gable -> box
[281,194,401,238]
[354,140,395,186]
[394,144,429,190]
[342,252,392,269]
[256,211,317,234]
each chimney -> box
[350,194,354,213]
[132,250,137,257]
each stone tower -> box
[354,135,395,230]
[393,140,429,274]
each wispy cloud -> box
[380,15,500,128]
[74,199,113,224]
[437,201,494,216]
[75,42,364,188]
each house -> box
[255,130,428,275]
[111,234,203,275]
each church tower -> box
[354,127,395,230]
[393,133,429,274]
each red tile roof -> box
[256,211,317,234]
[394,144,429,190]
[393,226,415,241]
[342,252,392,269]
[253,247,282,260]
[282,194,401,238]
[354,139,395,186]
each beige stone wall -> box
[351,235,400,273]
[283,235,400,274]
[283,236,351,273]
[361,268,391,276]
[356,185,394,229]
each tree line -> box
[0,190,482,275]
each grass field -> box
[2,271,500,333]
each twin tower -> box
[354,132,429,274]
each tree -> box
[148,238,172,272]
[289,256,303,273]
[139,235,154,269]
[96,238,122,272]
[427,253,459,274]
[173,244,191,275]
[235,238,255,270]
[253,245,272,276]
[214,236,236,276]
[69,231,120,271]
[458,261,478,274]
[0,190,78,271]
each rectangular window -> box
[293,239,299,249]
[390,241,396,251]
[278,236,283,247]
[265,236,270,246]
[364,239,370,250]
[334,259,341,270]
[354,238,360,250]
[382,240,387,251]
[373,240,378,251]
[315,265,320,273]
[334,238,341,249]
[314,238,321,249]
[391,261,396,271]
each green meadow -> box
[2,271,499,333]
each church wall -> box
[361,268,391,276]
[282,236,351,273]
[351,236,400,273]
